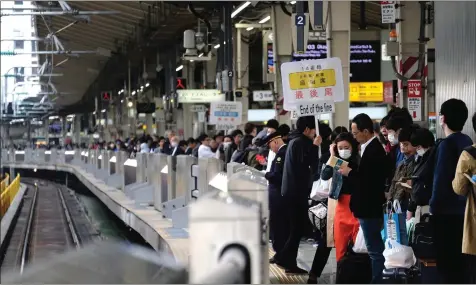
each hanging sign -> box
[407,80,422,121]
[253,90,273,102]
[281,57,345,111]
[349,82,384,102]
[209,101,242,130]
[381,1,396,24]
[177,89,225,103]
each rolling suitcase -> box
[336,244,372,284]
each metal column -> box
[324,1,350,129]
[223,3,234,101]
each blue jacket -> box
[430,132,473,215]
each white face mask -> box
[388,133,399,146]
[223,142,232,148]
[416,148,427,156]
[338,149,352,160]
[171,142,178,148]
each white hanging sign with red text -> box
[280,57,344,114]
[407,80,422,121]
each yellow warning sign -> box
[288,69,336,90]
[349,82,384,102]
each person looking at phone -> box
[386,126,419,213]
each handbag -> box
[411,214,436,259]
[336,242,372,284]
[308,202,327,232]
[310,178,332,201]
[382,200,409,245]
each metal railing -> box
[1,174,10,193]
[0,174,21,219]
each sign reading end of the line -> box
[297,99,335,117]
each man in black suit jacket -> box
[170,136,184,156]
[339,113,387,283]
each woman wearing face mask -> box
[308,132,360,283]
[407,128,436,220]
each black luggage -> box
[336,245,372,284]
[382,266,421,284]
[411,214,436,259]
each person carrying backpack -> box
[452,112,476,284]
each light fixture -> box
[132,91,136,95]
[246,27,254,31]
[93,111,96,115]
[259,15,271,24]
[127,101,133,108]
[145,83,150,87]
[214,44,220,49]
[140,85,144,89]
[121,99,124,103]
[231,1,251,18]
[290,1,296,4]
[101,109,106,113]
[190,60,194,62]
[198,53,204,57]
[176,65,183,71]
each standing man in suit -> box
[339,113,387,283]
[262,132,288,263]
[170,136,184,156]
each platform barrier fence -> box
[0,174,21,219]
[1,173,10,194]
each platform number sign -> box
[295,14,306,26]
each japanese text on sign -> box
[177,89,225,103]
[209,101,242,126]
[407,80,422,121]
[297,99,335,117]
[253,90,274,102]
[381,1,396,24]
[281,57,344,111]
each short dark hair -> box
[296,116,316,133]
[179,140,187,147]
[386,107,413,131]
[198,134,209,143]
[244,122,256,135]
[187,137,196,144]
[380,115,390,127]
[331,126,348,141]
[334,132,359,158]
[473,112,476,133]
[440,99,469,132]
[224,135,233,141]
[398,125,420,143]
[352,113,374,133]
[266,119,279,130]
[410,128,435,148]
[277,124,291,136]
[318,122,333,140]
[230,129,243,138]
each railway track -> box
[0,179,81,274]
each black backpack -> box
[411,214,436,259]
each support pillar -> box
[396,1,427,122]
[74,114,81,145]
[223,3,234,101]
[324,1,350,129]
[43,118,49,143]
[26,120,31,147]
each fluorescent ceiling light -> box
[198,53,204,57]
[121,99,124,103]
[190,60,194,62]
[176,65,183,71]
[214,44,220,49]
[259,15,271,24]
[231,1,251,18]
[140,85,144,89]
[101,109,106,113]
[132,91,136,95]
[246,27,254,31]
[290,1,296,4]
[145,83,150,87]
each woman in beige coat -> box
[452,113,476,283]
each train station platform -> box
[1,149,336,283]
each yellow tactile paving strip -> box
[268,248,308,284]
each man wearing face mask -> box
[407,128,436,221]
[262,132,288,263]
[170,136,183,156]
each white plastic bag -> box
[352,226,368,253]
[310,178,331,201]
[383,238,417,269]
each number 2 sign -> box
[295,13,306,26]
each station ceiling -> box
[31,1,386,117]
